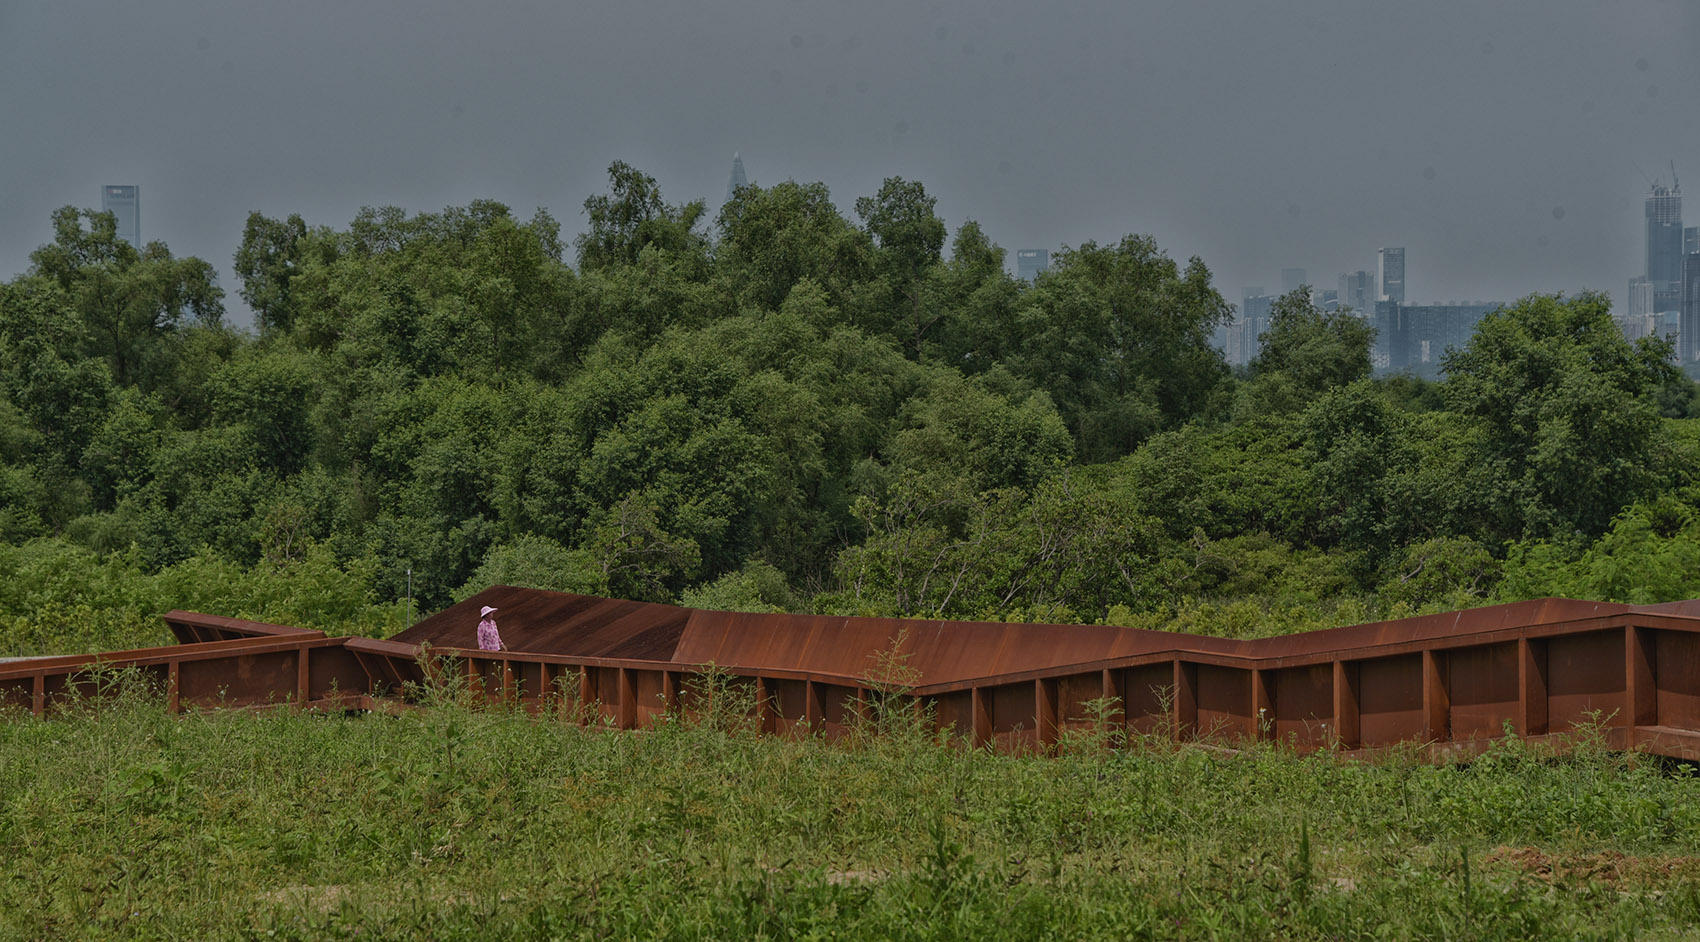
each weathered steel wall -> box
[7,591,1700,761]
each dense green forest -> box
[5,163,1700,651]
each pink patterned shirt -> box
[477,617,503,652]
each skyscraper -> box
[1338,270,1375,313]
[1281,268,1307,295]
[102,185,139,249]
[1628,276,1655,318]
[1228,292,1277,366]
[724,153,748,206]
[1017,250,1049,282]
[1686,226,1698,257]
[1682,253,1700,366]
[1377,247,1405,304]
[1646,182,1683,313]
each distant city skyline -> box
[1,3,1695,328]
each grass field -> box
[5,673,1700,940]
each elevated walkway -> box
[5,588,1700,759]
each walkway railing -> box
[5,605,1700,761]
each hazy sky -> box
[2,1,1696,323]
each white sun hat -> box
[480,606,498,617]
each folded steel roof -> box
[388,586,1658,687]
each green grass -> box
[5,677,1700,940]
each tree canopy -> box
[2,168,1698,646]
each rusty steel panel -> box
[1637,599,1700,618]
[1333,661,1361,748]
[987,624,1117,682]
[983,681,1035,752]
[675,609,895,680]
[1518,639,1549,736]
[178,650,297,707]
[1629,627,1658,727]
[469,659,505,701]
[935,690,973,741]
[34,587,1700,763]
[1270,664,1333,747]
[307,647,368,703]
[164,611,319,645]
[770,678,810,736]
[593,666,625,723]
[39,672,73,710]
[626,669,666,727]
[391,588,690,662]
[902,619,1009,684]
[984,682,1031,736]
[1447,642,1520,741]
[1358,654,1424,747]
[0,676,32,712]
[1118,665,1172,735]
[1056,671,1108,733]
[1655,630,1700,729]
[509,660,546,704]
[671,608,740,666]
[1547,630,1625,732]
[688,611,853,678]
[816,683,862,733]
[1195,665,1252,741]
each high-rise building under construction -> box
[1647,181,1683,314]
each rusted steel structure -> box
[7,587,1700,760]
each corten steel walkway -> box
[7,586,1700,760]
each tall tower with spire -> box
[724,153,748,206]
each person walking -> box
[477,605,505,652]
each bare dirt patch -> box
[1483,846,1700,886]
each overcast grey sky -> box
[2,1,1696,322]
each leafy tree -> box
[0,278,115,466]
[714,180,873,313]
[583,494,701,603]
[929,221,1021,369]
[1250,287,1375,396]
[454,533,602,601]
[28,207,224,390]
[883,371,1073,493]
[1495,499,1700,605]
[826,469,1166,621]
[233,211,309,335]
[1111,417,1311,545]
[1300,380,1413,565]
[1382,536,1500,611]
[576,161,708,272]
[570,243,715,353]
[1442,292,1667,543]
[1013,236,1231,461]
[209,348,319,476]
[681,560,797,613]
[855,177,947,357]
